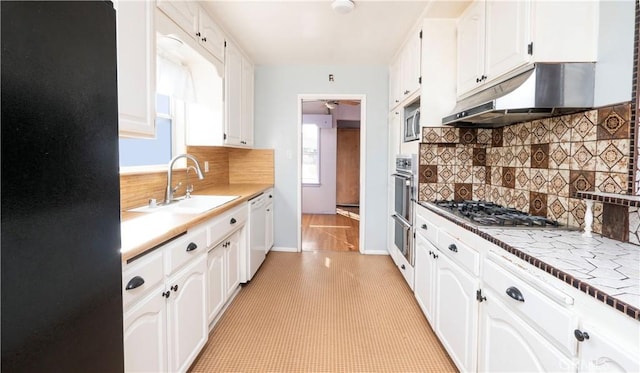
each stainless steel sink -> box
[129,195,239,214]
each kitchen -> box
[2,0,639,372]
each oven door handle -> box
[391,173,412,179]
[391,214,411,228]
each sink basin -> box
[129,195,240,214]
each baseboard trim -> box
[361,249,391,255]
[271,246,298,253]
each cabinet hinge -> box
[418,76,422,85]
[527,42,533,55]
[224,40,227,48]
[224,133,227,140]
[419,30,422,39]
[476,289,487,303]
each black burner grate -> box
[433,200,560,227]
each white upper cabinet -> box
[157,0,225,62]
[456,0,598,98]
[115,0,156,138]
[241,56,255,147]
[389,26,422,110]
[225,40,254,148]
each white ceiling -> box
[201,0,470,65]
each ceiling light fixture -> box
[331,0,354,14]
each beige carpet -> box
[189,251,457,372]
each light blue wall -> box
[254,65,389,252]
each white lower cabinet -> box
[414,232,436,326]
[577,321,640,373]
[224,230,241,299]
[478,288,576,372]
[166,256,208,373]
[206,245,225,324]
[434,253,479,373]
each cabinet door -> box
[207,246,226,324]
[224,41,243,146]
[166,256,208,373]
[456,0,485,97]
[414,234,437,326]
[225,230,241,298]
[478,289,577,372]
[401,30,421,98]
[115,0,155,137]
[123,285,167,372]
[241,56,254,146]
[435,253,478,372]
[389,57,402,109]
[156,0,199,40]
[578,321,640,373]
[198,9,225,62]
[484,0,531,84]
[265,201,274,252]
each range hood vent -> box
[443,63,596,128]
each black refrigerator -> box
[1,1,124,371]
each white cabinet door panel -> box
[198,10,225,61]
[207,246,225,324]
[456,0,485,96]
[225,231,241,298]
[156,0,199,39]
[414,234,437,326]
[224,41,243,146]
[579,321,640,373]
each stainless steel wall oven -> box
[391,154,418,265]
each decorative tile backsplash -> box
[419,103,632,237]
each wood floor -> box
[302,212,359,251]
[189,251,457,372]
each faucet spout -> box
[165,154,205,204]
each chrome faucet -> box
[165,154,204,204]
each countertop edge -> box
[417,201,640,321]
[120,184,272,263]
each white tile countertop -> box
[479,227,640,316]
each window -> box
[302,123,320,184]
[119,94,186,169]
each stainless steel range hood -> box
[442,63,596,128]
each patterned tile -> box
[437,183,454,201]
[438,165,455,184]
[492,127,503,147]
[514,146,531,168]
[419,183,438,202]
[548,142,571,170]
[473,166,487,184]
[548,169,570,197]
[485,166,492,185]
[530,169,549,193]
[455,164,473,184]
[488,147,502,167]
[513,190,530,212]
[491,166,503,187]
[454,183,473,201]
[503,187,515,208]
[438,146,457,166]
[628,207,640,246]
[502,147,516,167]
[422,127,443,143]
[419,164,438,183]
[570,141,597,170]
[490,186,502,205]
[473,184,487,200]
[529,192,548,217]
[569,170,596,195]
[459,128,477,145]
[477,129,492,145]
[570,112,597,142]
[549,116,572,143]
[420,144,438,165]
[503,126,517,147]
[442,128,460,143]
[595,139,629,173]
[595,172,627,194]
[472,148,487,166]
[515,122,532,145]
[530,120,550,144]
[597,103,631,140]
[515,167,531,190]
[456,145,473,167]
[593,202,603,235]
[502,167,516,189]
[530,143,549,169]
[547,196,569,226]
[568,198,586,227]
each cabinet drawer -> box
[415,212,438,246]
[164,227,207,276]
[208,203,247,248]
[484,256,578,356]
[437,230,480,276]
[122,249,164,308]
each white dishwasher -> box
[246,193,266,282]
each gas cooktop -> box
[429,200,561,228]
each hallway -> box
[302,212,359,251]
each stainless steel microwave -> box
[404,107,420,142]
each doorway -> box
[298,95,365,252]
